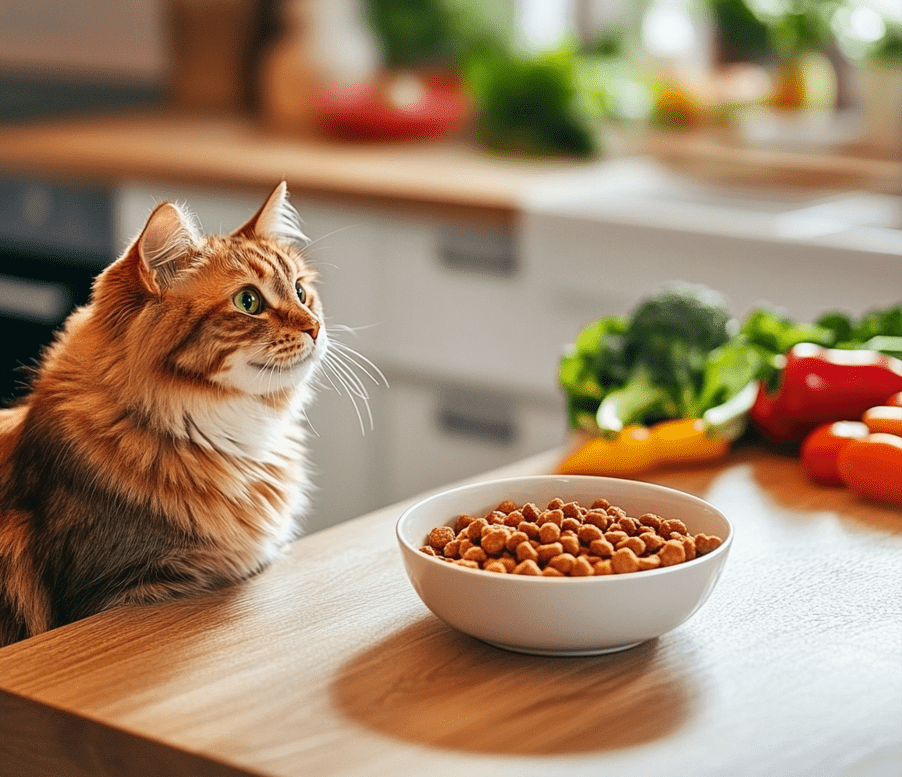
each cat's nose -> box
[304,321,320,342]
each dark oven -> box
[0,176,114,403]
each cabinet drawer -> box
[382,379,566,504]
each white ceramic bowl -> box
[397,475,732,656]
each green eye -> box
[234,287,263,314]
[296,281,307,305]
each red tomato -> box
[800,421,869,486]
[837,433,902,505]
[863,405,902,436]
[884,391,902,408]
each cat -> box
[0,181,367,647]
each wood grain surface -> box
[0,445,899,777]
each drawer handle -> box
[438,229,517,277]
[437,408,517,446]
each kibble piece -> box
[443,539,461,558]
[571,556,594,576]
[466,518,489,541]
[681,535,697,561]
[428,526,455,550]
[584,510,610,530]
[518,521,540,540]
[505,530,529,553]
[537,509,564,527]
[481,528,508,556]
[498,554,517,572]
[616,536,646,556]
[547,498,565,510]
[537,542,565,562]
[611,547,640,574]
[542,566,565,577]
[660,519,688,537]
[592,559,614,575]
[589,538,615,558]
[454,559,480,568]
[658,540,687,567]
[455,514,478,532]
[577,524,604,545]
[639,513,662,530]
[559,534,581,556]
[637,555,662,571]
[463,546,488,563]
[548,553,576,574]
[521,503,541,521]
[591,498,610,510]
[642,532,665,553]
[515,541,539,563]
[484,560,508,573]
[606,506,627,521]
[617,516,638,536]
[487,510,508,525]
[604,530,629,546]
[504,510,524,527]
[513,559,542,575]
[561,501,582,518]
[458,539,475,557]
[538,522,562,544]
[561,517,582,533]
[420,545,438,556]
[695,534,723,555]
[496,500,518,514]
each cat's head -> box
[93,182,326,397]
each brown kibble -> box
[516,541,539,563]
[513,559,542,575]
[592,559,614,575]
[481,528,508,556]
[641,532,665,553]
[616,536,646,556]
[428,526,455,550]
[443,539,461,558]
[484,560,508,573]
[463,546,488,563]
[617,516,638,536]
[561,501,582,518]
[537,542,564,563]
[577,524,603,545]
[505,530,529,553]
[420,545,438,556]
[547,498,564,510]
[591,498,610,510]
[496,500,518,514]
[504,510,524,527]
[458,539,475,557]
[606,506,627,521]
[560,534,581,556]
[542,566,565,577]
[604,530,628,546]
[467,518,489,541]
[538,522,562,543]
[571,556,594,577]
[537,509,564,527]
[454,559,480,568]
[455,514,477,532]
[547,553,576,574]
[658,540,686,567]
[681,535,697,561]
[487,510,508,525]
[660,519,688,537]
[637,555,662,571]
[518,521,540,540]
[639,513,662,530]
[589,538,615,558]
[584,510,610,530]
[611,547,640,574]
[695,534,723,555]
[521,502,541,521]
[561,517,582,533]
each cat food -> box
[420,498,723,576]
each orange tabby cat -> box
[0,182,338,646]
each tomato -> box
[885,392,902,408]
[837,433,902,506]
[863,405,902,437]
[800,421,869,486]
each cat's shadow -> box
[330,616,695,755]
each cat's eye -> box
[295,281,307,306]
[233,287,264,314]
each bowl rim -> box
[396,474,733,584]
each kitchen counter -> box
[0,111,900,228]
[1,445,899,777]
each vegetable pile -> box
[558,285,902,504]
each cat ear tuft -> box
[137,201,200,290]
[233,181,309,245]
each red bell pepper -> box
[752,343,902,447]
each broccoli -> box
[594,284,733,434]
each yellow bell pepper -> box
[558,418,732,476]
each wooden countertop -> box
[0,111,899,228]
[1,445,899,777]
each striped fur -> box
[0,183,327,646]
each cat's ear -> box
[232,181,308,245]
[135,201,201,291]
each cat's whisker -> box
[323,354,373,433]
[328,340,388,388]
[324,352,370,401]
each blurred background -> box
[0,0,900,530]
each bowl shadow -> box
[330,615,693,755]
